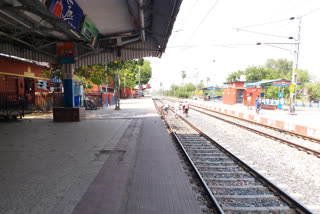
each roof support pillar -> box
[63,64,75,108]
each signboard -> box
[195,90,202,95]
[272,81,291,87]
[289,83,295,93]
[36,80,48,90]
[50,76,62,83]
[49,0,83,31]
[81,16,99,47]
[57,42,75,64]
[278,92,283,98]
[260,92,264,97]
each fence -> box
[264,98,320,108]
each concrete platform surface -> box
[0,97,202,214]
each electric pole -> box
[289,17,301,115]
[138,65,141,99]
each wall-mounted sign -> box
[57,42,75,64]
[49,0,83,31]
[81,16,99,47]
[36,80,48,90]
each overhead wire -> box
[167,43,258,49]
[234,28,291,39]
[189,0,220,38]
[237,18,290,29]
[301,7,320,17]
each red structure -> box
[0,56,52,113]
[223,81,261,106]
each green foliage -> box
[166,83,195,98]
[41,64,63,80]
[226,70,244,82]
[73,59,152,90]
[197,81,205,89]
[226,58,313,100]
[74,63,108,86]
[305,82,320,101]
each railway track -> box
[154,98,314,214]
[164,97,320,158]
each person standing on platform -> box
[173,102,180,118]
[183,101,189,117]
[255,95,261,114]
[247,93,252,110]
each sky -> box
[146,0,320,90]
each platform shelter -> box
[0,0,182,121]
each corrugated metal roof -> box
[0,0,183,66]
[0,42,57,64]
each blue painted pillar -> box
[63,64,74,108]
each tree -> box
[41,64,63,80]
[225,58,313,100]
[181,70,187,97]
[226,70,244,82]
[206,77,210,86]
[306,82,320,101]
[72,59,152,93]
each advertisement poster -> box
[49,0,83,31]
[81,16,99,47]
[56,42,75,64]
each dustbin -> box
[74,96,80,107]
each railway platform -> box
[0,97,202,214]
[186,98,320,139]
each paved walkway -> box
[0,97,202,214]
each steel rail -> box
[155,98,314,214]
[190,106,320,158]
[165,97,320,143]
[176,108,314,214]
[153,99,225,214]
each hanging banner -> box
[49,0,83,31]
[80,16,99,47]
[57,42,75,64]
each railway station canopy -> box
[244,79,301,88]
[0,0,182,67]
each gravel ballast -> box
[182,108,320,213]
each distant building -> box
[0,55,53,112]
[223,81,261,106]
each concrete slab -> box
[0,97,202,214]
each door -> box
[236,89,244,104]
[24,78,35,109]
